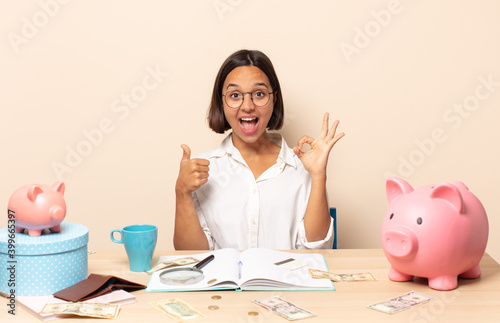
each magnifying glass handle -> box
[194,255,215,270]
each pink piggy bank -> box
[382,177,488,291]
[8,182,66,237]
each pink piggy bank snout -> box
[50,205,66,221]
[382,227,418,258]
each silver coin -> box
[208,305,219,310]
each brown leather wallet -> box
[53,274,146,302]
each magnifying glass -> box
[159,254,215,285]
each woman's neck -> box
[231,132,281,179]
[231,131,278,155]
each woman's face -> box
[222,65,274,146]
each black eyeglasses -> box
[223,89,273,109]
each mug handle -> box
[110,229,123,243]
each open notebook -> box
[146,248,334,292]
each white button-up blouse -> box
[192,133,334,250]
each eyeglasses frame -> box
[222,89,274,109]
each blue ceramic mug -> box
[111,224,157,272]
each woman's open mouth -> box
[239,117,259,135]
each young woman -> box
[174,49,344,250]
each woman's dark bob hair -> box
[208,49,284,133]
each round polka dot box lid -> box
[0,223,89,256]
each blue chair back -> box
[329,207,337,249]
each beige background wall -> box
[1,0,499,262]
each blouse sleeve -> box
[193,193,215,250]
[295,216,334,249]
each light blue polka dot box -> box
[0,222,88,296]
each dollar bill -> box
[40,302,120,319]
[308,268,376,282]
[308,268,335,280]
[368,291,435,314]
[147,257,200,274]
[150,298,206,321]
[252,296,316,321]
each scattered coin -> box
[207,279,217,284]
[208,305,219,310]
[211,295,222,300]
[248,311,259,316]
